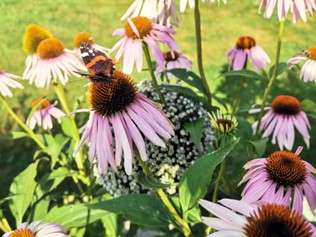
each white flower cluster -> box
[96,81,213,196]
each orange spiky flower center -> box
[163,51,180,62]
[305,47,316,60]
[74,32,94,48]
[124,16,153,39]
[87,70,137,116]
[236,36,256,50]
[8,228,35,237]
[23,23,53,55]
[31,98,51,109]
[271,95,301,115]
[266,151,307,187]
[37,38,65,60]
[244,204,313,237]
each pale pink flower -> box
[156,51,192,80]
[0,71,23,97]
[3,220,69,237]
[239,146,316,215]
[199,198,316,236]
[258,0,316,23]
[27,99,65,130]
[288,47,316,82]
[251,95,310,150]
[180,0,227,12]
[226,36,271,71]
[73,32,109,57]
[73,70,174,175]
[23,38,86,88]
[110,16,180,74]
[121,0,179,26]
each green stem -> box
[137,157,193,237]
[232,77,245,115]
[194,0,212,106]
[0,95,45,149]
[212,159,226,203]
[254,21,285,137]
[142,42,165,104]
[53,82,90,186]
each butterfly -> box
[75,42,116,83]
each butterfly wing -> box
[79,42,114,78]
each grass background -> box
[0,0,316,204]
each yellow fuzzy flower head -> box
[23,23,53,55]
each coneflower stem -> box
[0,95,45,149]
[137,156,194,237]
[194,0,212,106]
[232,77,245,115]
[212,159,226,203]
[254,20,285,137]
[53,82,90,186]
[142,43,165,104]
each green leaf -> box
[302,99,316,114]
[268,62,289,78]
[184,118,205,153]
[160,84,215,113]
[61,117,75,137]
[220,69,264,80]
[248,138,268,157]
[32,199,50,220]
[9,160,39,226]
[179,139,240,219]
[45,203,109,229]
[35,167,72,201]
[167,69,205,94]
[102,214,119,237]
[137,172,172,189]
[10,131,29,139]
[88,194,174,227]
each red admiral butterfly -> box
[76,42,116,82]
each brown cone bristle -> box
[266,151,307,187]
[124,16,153,39]
[163,51,180,61]
[236,36,256,50]
[271,95,301,115]
[244,204,313,237]
[8,228,35,237]
[87,70,137,116]
[306,47,316,60]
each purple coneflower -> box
[73,32,109,56]
[239,146,316,215]
[24,37,86,88]
[110,16,180,74]
[226,36,271,71]
[156,51,192,80]
[258,0,316,23]
[22,24,53,80]
[199,198,316,236]
[121,0,179,26]
[0,70,23,97]
[27,98,65,130]
[180,0,227,12]
[288,47,316,82]
[74,70,174,175]
[251,95,310,150]
[3,220,69,237]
